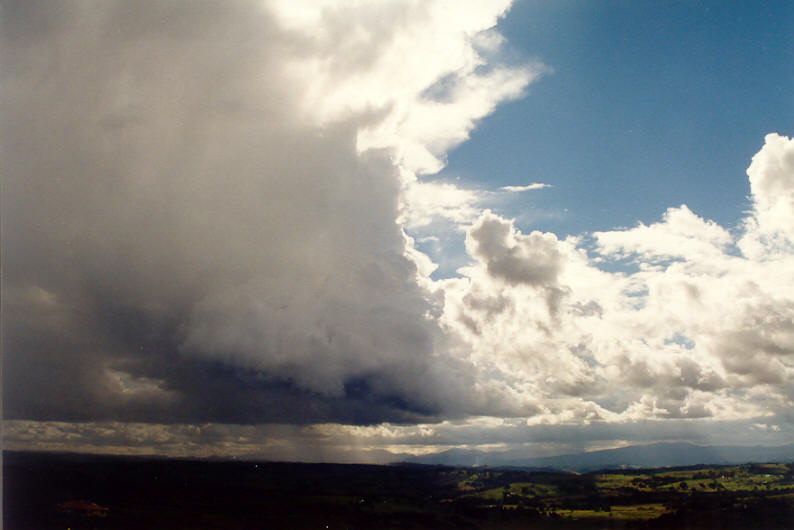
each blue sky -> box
[435,0,793,241]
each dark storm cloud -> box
[1,0,501,425]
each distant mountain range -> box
[399,442,794,472]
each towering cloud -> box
[2,0,536,425]
[740,133,794,259]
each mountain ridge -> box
[399,441,794,472]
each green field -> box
[449,462,794,524]
[551,503,671,521]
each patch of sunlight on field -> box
[472,486,507,501]
[657,474,788,493]
[507,482,558,497]
[464,482,558,500]
[596,474,652,492]
[553,503,671,521]
[756,463,788,472]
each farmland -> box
[4,451,794,529]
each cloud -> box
[6,414,794,462]
[2,0,536,425]
[466,211,565,288]
[500,183,551,192]
[739,133,794,259]
[594,205,733,262]
[268,0,542,176]
[399,181,482,229]
[436,135,794,429]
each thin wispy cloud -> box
[500,182,551,192]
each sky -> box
[2,0,794,463]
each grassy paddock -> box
[552,503,670,521]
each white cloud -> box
[267,0,542,175]
[500,182,551,192]
[400,181,482,229]
[739,133,794,259]
[433,135,794,429]
[594,205,733,262]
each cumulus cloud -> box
[739,132,794,259]
[437,134,794,430]
[594,205,733,262]
[466,211,565,288]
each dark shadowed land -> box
[4,451,794,529]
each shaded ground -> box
[4,451,794,529]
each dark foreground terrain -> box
[4,450,794,529]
